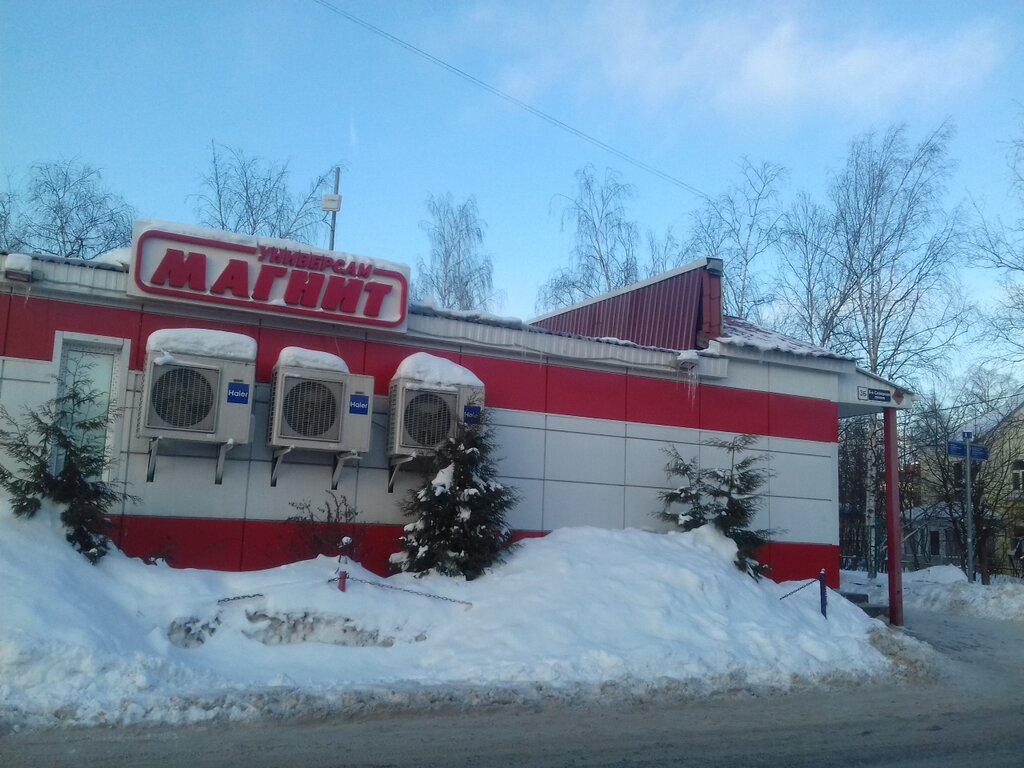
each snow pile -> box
[276,347,349,373]
[0,503,901,729]
[145,328,258,362]
[842,567,1024,621]
[394,352,484,388]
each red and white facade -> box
[0,222,912,588]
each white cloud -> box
[462,2,1005,122]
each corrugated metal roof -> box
[529,262,707,350]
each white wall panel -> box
[766,497,839,545]
[624,486,673,531]
[770,452,835,501]
[768,435,837,459]
[545,431,625,484]
[625,422,700,444]
[543,481,625,529]
[352,466,411,525]
[769,366,837,400]
[546,414,625,437]
[492,424,545,479]
[626,437,693,488]
[0,357,55,383]
[490,407,545,430]
[122,453,250,519]
[717,359,768,391]
[243,462,358,521]
[503,478,544,531]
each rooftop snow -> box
[718,317,853,360]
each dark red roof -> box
[530,260,722,351]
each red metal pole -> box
[884,408,904,626]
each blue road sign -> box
[947,442,989,461]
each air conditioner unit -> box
[387,379,484,458]
[268,365,373,453]
[139,351,255,445]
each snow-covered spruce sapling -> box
[0,366,136,563]
[656,434,772,577]
[392,407,517,580]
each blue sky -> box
[2,0,1022,320]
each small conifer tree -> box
[657,434,772,577]
[392,409,517,579]
[0,367,136,562]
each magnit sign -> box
[129,222,410,331]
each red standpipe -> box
[884,408,904,626]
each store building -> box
[0,221,912,591]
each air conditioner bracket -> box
[215,441,236,485]
[271,446,294,487]
[332,451,361,490]
[388,455,415,493]
[146,437,161,483]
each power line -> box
[310,0,707,199]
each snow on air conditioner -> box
[139,328,257,484]
[268,346,374,487]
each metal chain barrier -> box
[779,569,828,618]
[328,572,473,607]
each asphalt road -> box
[4,608,1024,768]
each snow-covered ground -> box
[2,502,925,730]
[842,567,1024,620]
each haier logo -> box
[348,394,370,415]
[226,383,250,404]
[463,405,481,424]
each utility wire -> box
[310,0,706,198]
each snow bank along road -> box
[5,607,1024,768]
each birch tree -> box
[413,193,495,311]
[537,165,642,310]
[829,123,969,384]
[684,159,785,323]
[9,160,134,259]
[195,143,334,244]
[971,114,1024,361]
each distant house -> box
[910,400,1024,577]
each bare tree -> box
[829,123,969,384]
[970,114,1024,361]
[684,159,785,323]
[413,193,495,311]
[772,192,853,348]
[537,165,642,311]
[195,143,335,244]
[0,189,22,253]
[11,160,134,259]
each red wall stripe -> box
[4,296,144,363]
[625,374,701,429]
[0,293,10,357]
[769,393,839,443]
[758,542,840,589]
[1,296,839,443]
[460,352,547,412]
[113,515,244,570]
[111,514,838,586]
[546,365,627,421]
